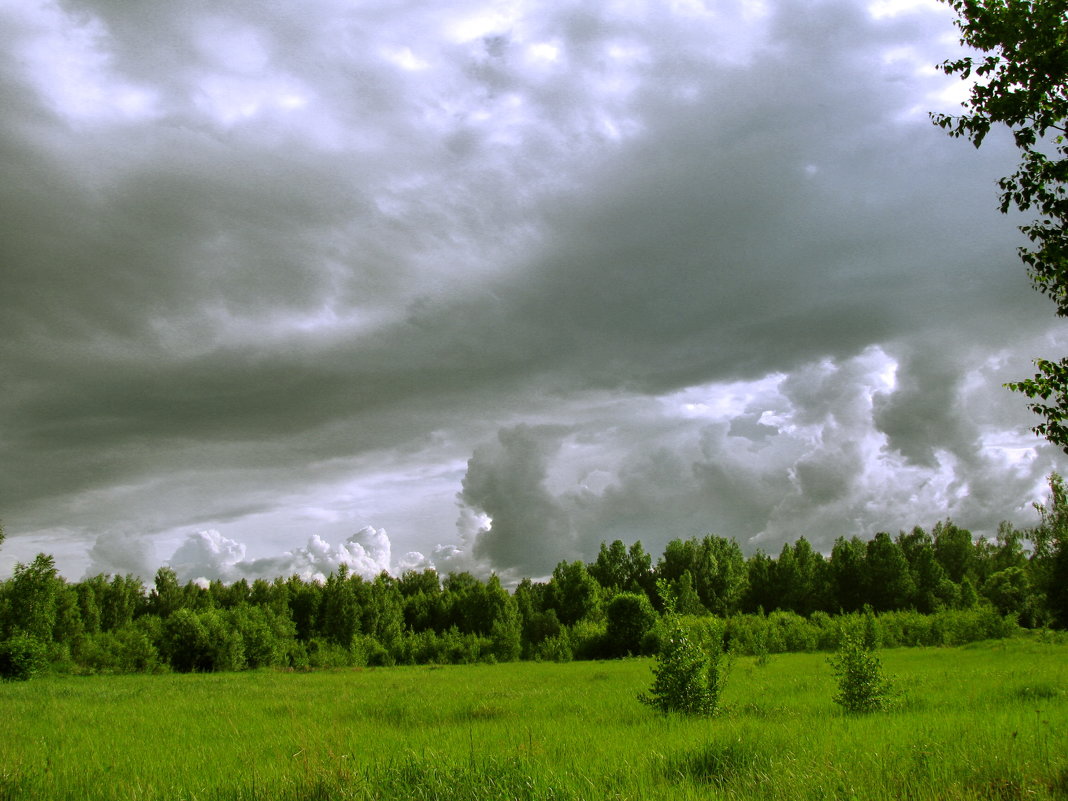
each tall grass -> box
[0,637,1065,800]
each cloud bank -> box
[0,0,1063,580]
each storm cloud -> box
[0,0,1062,580]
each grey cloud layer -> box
[0,0,1059,578]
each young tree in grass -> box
[639,582,727,716]
[830,635,894,714]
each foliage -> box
[1030,471,1068,626]
[656,535,748,616]
[0,633,47,681]
[639,587,727,716]
[932,0,1068,447]
[5,554,59,642]
[3,484,1066,679]
[545,561,603,626]
[829,634,895,713]
[604,592,657,656]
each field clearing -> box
[0,637,1066,800]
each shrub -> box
[829,634,894,713]
[569,619,608,660]
[639,597,727,715]
[605,592,657,656]
[74,628,165,674]
[533,632,573,662]
[0,634,47,681]
[770,610,819,652]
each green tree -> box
[898,527,957,612]
[744,550,778,613]
[100,575,144,632]
[76,582,102,636]
[982,566,1034,620]
[319,566,360,648]
[932,520,977,584]
[669,570,706,615]
[1030,472,1068,626]
[588,540,630,595]
[147,567,184,618]
[545,561,602,626]
[5,554,60,642]
[0,633,47,681]
[364,573,404,656]
[53,584,85,646]
[932,0,1068,447]
[638,583,727,716]
[991,521,1030,573]
[830,536,868,612]
[830,634,894,714]
[588,540,655,599]
[605,592,657,656]
[655,536,747,616]
[286,575,320,641]
[770,539,830,615]
[161,608,210,672]
[865,533,915,612]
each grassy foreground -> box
[0,637,1065,800]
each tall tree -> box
[830,536,868,612]
[100,575,145,631]
[319,565,360,648]
[932,520,977,585]
[743,550,778,613]
[148,567,184,618]
[865,533,916,612]
[545,561,602,626]
[5,554,60,641]
[932,0,1068,447]
[1030,472,1068,626]
[588,540,630,595]
[655,536,747,616]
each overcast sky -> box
[2,0,1064,584]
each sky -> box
[1,0,1065,585]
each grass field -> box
[1,636,1065,800]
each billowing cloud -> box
[460,424,574,575]
[166,525,392,584]
[0,0,1062,580]
[451,347,1055,574]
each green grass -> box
[1,637,1066,800]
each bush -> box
[74,628,165,674]
[533,632,573,662]
[569,619,608,660]
[0,634,48,681]
[829,635,894,713]
[605,592,657,656]
[306,638,361,668]
[639,608,727,716]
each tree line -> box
[1,474,1066,677]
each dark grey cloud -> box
[0,0,1061,578]
[461,424,574,575]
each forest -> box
[1,473,1066,679]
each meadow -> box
[0,636,1065,801]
